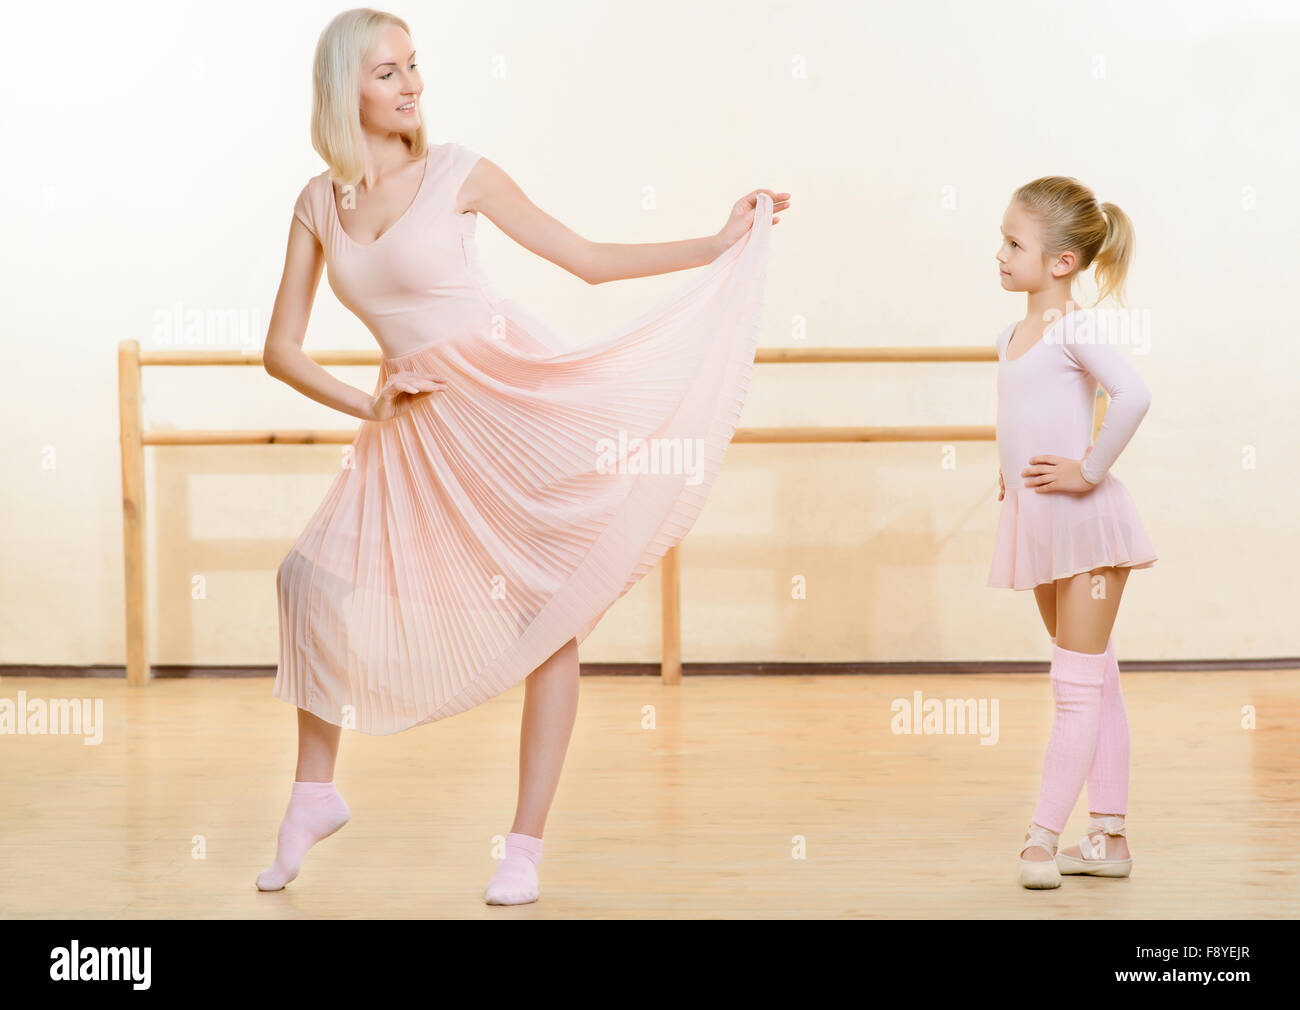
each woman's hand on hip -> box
[368,373,447,422]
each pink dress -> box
[273,142,772,735]
[987,307,1157,591]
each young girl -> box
[987,176,1156,889]
[258,10,788,905]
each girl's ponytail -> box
[1093,201,1135,306]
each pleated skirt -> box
[272,196,772,734]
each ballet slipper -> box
[1019,823,1062,889]
[1056,814,1132,877]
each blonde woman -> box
[988,178,1156,889]
[256,8,789,905]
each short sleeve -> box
[292,179,316,238]
[449,143,484,205]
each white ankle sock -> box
[256,780,350,891]
[484,831,543,905]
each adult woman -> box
[258,9,787,905]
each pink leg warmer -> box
[1031,645,1108,833]
[1086,635,1130,815]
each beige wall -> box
[2,0,1297,667]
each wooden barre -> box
[733,426,994,443]
[140,349,380,366]
[141,425,998,446]
[757,347,996,363]
[137,346,999,367]
[144,430,358,445]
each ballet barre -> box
[117,340,1106,687]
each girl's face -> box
[996,201,1075,293]
[359,25,423,134]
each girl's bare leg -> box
[1033,583,1057,638]
[1054,566,1129,655]
[1022,566,1130,861]
[1055,568,1132,860]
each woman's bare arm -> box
[262,216,385,421]
[459,158,788,285]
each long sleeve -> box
[1064,332,1152,484]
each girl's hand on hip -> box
[368,373,447,422]
[997,468,1005,501]
[1022,451,1095,494]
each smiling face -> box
[996,201,1076,293]
[358,24,423,133]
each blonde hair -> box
[1011,176,1135,306]
[308,8,428,186]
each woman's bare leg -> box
[510,637,581,838]
[255,708,348,890]
[295,707,343,782]
[483,638,580,904]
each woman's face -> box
[359,25,423,133]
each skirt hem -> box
[987,553,1158,592]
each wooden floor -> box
[1,669,1296,918]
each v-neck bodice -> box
[328,147,432,248]
[292,142,490,359]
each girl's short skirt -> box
[987,473,1157,590]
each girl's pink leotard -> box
[987,307,1157,590]
[274,142,773,735]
